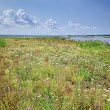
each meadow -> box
[0,37,110,110]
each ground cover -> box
[0,37,110,110]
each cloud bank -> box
[0,9,40,27]
[0,9,96,35]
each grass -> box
[0,38,6,47]
[0,37,110,110]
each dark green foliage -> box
[0,38,6,47]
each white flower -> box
[84,89,88,92]
[103,94,107,97]
[107,99,110,102]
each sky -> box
[0,0,110,35]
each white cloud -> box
[68,21,81,28]
[0,9,38,27]
[0,9,96,35]
[3,9,16,17]
[16,9,35,25]
[44,18,59,29]
[67,21,96,31]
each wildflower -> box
[94,104,99,110]
[103,94,107,97]
[78,94,81,96]
[86,96,89,99]
[104,88,107,91]
[108,88,110,90]
[98,89,101,91]
[90,87,95,90]
[105,89,109,92]
[107,99,110,102]
[37,95,42,98]
[78,89,81,91]
[26,108,32,110]
[98,85,101,87]
[50,92,53,95]
[91,78,94,81]
[84,89,88,92]
[45,78,50,85]
[55,84,58,87]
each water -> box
[0,35,110,44]
[69,36,110,44]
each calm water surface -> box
[70,36,110,44]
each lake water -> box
[69,36,110,44]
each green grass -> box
[78,40,110,50]
[0,37,110,110]
[0,38,6,47]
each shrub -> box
[0,38,6,47]
[79,40,104,49]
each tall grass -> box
[0,37,110,110]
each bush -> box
[0,38,6,47]
[79,40,104,49]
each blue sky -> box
[0,0,110,35]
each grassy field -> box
[0,37,110,110]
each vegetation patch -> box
[0,38,6,47]
[0,37,110,110]
[78,40,110,49]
